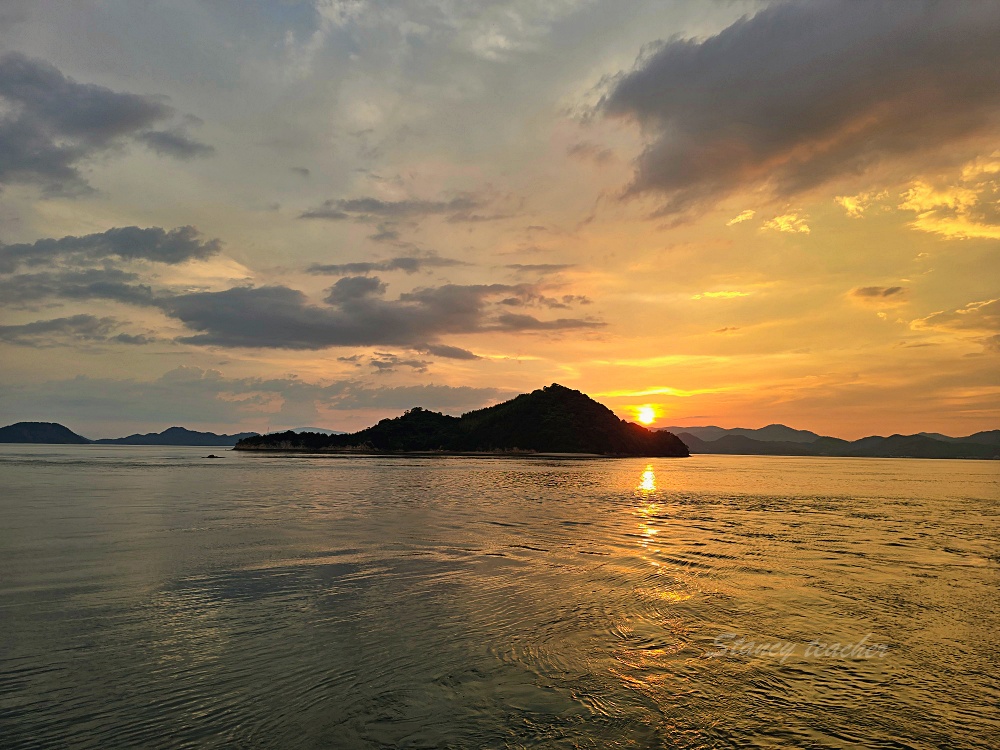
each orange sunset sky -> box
[0,1,997,439]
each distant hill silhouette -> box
[94,427,258,446]
[918,430,1000,447]
[0,422,89,444]
[1,415,993,458]
[676,433,817,456]
[662,424,821,443]
[677,429,997,459]
[0,422,258,446]
[236,383,689,457]
[289,427,345,435]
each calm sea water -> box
[0,446,997,749]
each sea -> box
[0,445,997,749]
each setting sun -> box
[637,406,656,425]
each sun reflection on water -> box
[637,465,656,493]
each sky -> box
[0,0,997,439]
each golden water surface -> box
[0,447,997,748]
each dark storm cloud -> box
[306,255,467,276]
[300,195,481,221]
[0,53,212,193]
[0,268,157,308]
[158,280,600,350]
[852,286,905,299]
[601,1,1000,216]
[0,314,150,346]
[0,225,221,273]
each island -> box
[0,422,258,446]
[93,426,259,446]
[667,426,1000,459]
[0,422,90,444]
[235,383,690,457]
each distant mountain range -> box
[662,423,822,443]
[237,384,689,457]
[0,422,259,446]
[2,417,997,459]
[664,425,1000,459]
[93,426,259,446]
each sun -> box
[637,406,656,425]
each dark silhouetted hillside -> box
[677,430,996,459]
[663,424,821,443]
[919,430,1000,447]
[236,384,689,457]
[676,433,817,456]
[93,426,258,446]
[0,422,90,444]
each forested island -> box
[235,383,689,457]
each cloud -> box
[159,280,600,350]
[567,141,613,164]
[725,210,755,226]
[852,286,905,299]
[0,268,157,308]
[912,298,1000,352]
[367,225,400,243]
[498,291,591,309]
[0,52,212,194]
[601,1,1000,216]
[324,383,509,411]
[367,352,429,374]
[0,225,221,273]
[300,195,481,221]
[0,314,150,346]
[0,366,513,430]
[306,255,467,275]
[505,263,575,275]
[913,299,1000,333]
[323,274,387,303]
[492,313,602,331]
[691,291,750,300]
[413,343,480,360]
[762,213,810,234]
[136,129,215,160]
[898,157,1000,239]
[835,191,889,218]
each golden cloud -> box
[691,291,751,300]
[899,153,1000,239]
[835,190,889,218]
[762,213,810,234]
[726,209,756,226]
